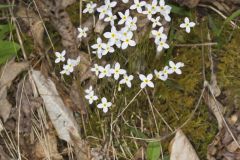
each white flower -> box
[150,0,159,14]
[98,64,112,78]
[119,74,134,88]
[104,26,120,46]
[130,0,146,13]
[60,58,78,75]
[169,61,184,74]
[85,92,98,104]
[150,16,162,28]
[139,74,154,88]
[91,37,107,59]
[154,66,171,81]
[118,9,131,25]
[110,62,126,80]
[85,85,94,94]
[121,31,136,50]
[152,27,167,42]
[104,13,117,26]
[125,17,137,31]
[97,97,112,113]
[97,5,111,20]
[91,64,100,76]
[159,0,172,21]
[83,2,97,14]
[73,56,81,66]
[142,4,155,20]
[55,50,66,63]
[122,0,129,3]
[105,0,117,9]
[77,27,88,39]
[156,39,169,52]
[102,42,115,55]
[180,17,196,33]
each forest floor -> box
[0,0,240,160]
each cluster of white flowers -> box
[138,61,184,89]
[91,63,133,87]
[154,61,184,81]
[80,0,196,59]
[90,60,184,90]
[54,50,80,75]
[76,0,196,112]
[84,85,112,113]
[85,86,98,104]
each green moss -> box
[19,3,239,159]
[81,15,222,159]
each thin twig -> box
[112,89,143,126]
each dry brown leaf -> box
[0,91,11,122]
[203,91,224,129]
[169,129,200,160]
[32,70,79,143]
[0,61,28,122]
[0,61,28,87]
[0,145,11,160]
[16,6,45,51]
[70,81,87,115]
[12,78,41,133]
[94,20,108,34]
[35,0,79,58]
[33,130,63,160]
[134,147,145,160]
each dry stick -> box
[32,0,55,50]
[198,4,239,29]
[16,76,27,160]
[80,0,83,25]
[152,106,173,132]
[112,89,143,126]
[0,129,17,159]
[145,89,160,133]
[108,114,114,158]
[174,42,218,47]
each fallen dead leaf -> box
[203,90,224,129]
[33,130,63,160]
[0,60,28,122]
[0,60,28,87]
[16,7,45,51]
[0,145,11,160]
[169,129,200,160]
[32,70,79,143]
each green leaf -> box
[223,9,240,26]
[169,4,191,16]
[0,40,20,64]
[0,24,14,40]
[208,15,221,37]
[146,142,161,160]
[218,9,240,36]
[129,126,148,139]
